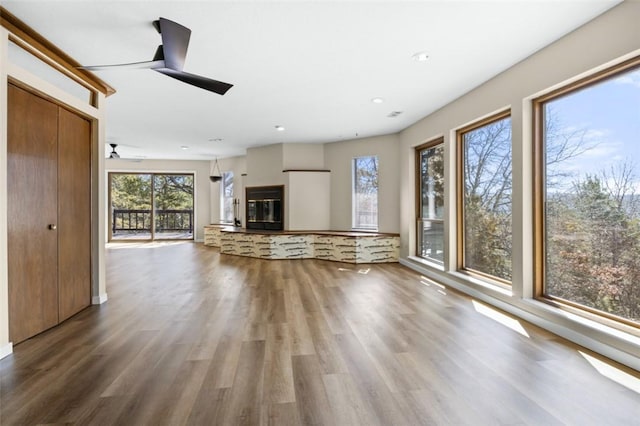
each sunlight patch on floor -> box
[472,300,530,338]
[579,351,640,394]
[106,241,190,249]
[419,275,445,289]
[337,267,371,274]
[418,276,447,295]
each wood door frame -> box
[7,81,98,336]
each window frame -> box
[220,171,234,224]
[108,172,195,242]
[533,55,640,330]
[352,155,379,231]
[415,137,445,264]
[456,109,512,285]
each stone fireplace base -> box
[204,228,399,263]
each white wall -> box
[325,134,400,233]
[398,1,640,370]
[106,159,211,241]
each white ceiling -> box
[4,0,621,161]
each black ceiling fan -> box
[108,143,120,159]
[107,143,145,162]
[81,17,233,95]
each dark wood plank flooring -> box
[1,242,639,425]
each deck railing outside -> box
[112,209,193,234]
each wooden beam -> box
[0,6,116,97]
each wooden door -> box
[8,84,60,344]
[58,107,91,321]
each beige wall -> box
[398,1,640,370]
[246,143,285,187]
[282,143,325,170]
[325,134,400,233]
[107,159,211,241]
[286,171,331,230]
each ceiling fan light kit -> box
[82,17,233,95]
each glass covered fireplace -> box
[246,185,284,230]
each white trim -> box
[400,257,640,372]
[92,294,108,305]
[407,255,444,272]
[0,342,13,360]
[0,28,10,362]
[7,63,99,119]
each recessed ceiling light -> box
[371,97,384,104]
[275,125,285,131]
[412,51,429,62]
[180,145,189,150]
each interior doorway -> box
[109,172,195,241]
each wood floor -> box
[1,242,639,425]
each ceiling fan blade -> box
[154,68,233,95]
[154,17,191,71]
[80,59,165,71]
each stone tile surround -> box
[204,225,399,263]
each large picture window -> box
[535,57,640,326]
[353,156,378,230]
[416,139,444,264]
[221,171,234,224]
[457,111,512,283]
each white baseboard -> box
[0,342,13,360]
[92,293,108,305]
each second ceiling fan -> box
[82,17,233,95]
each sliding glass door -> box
[109,172,194,241]
[153,174,194,239]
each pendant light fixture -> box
[210,157,222,182]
